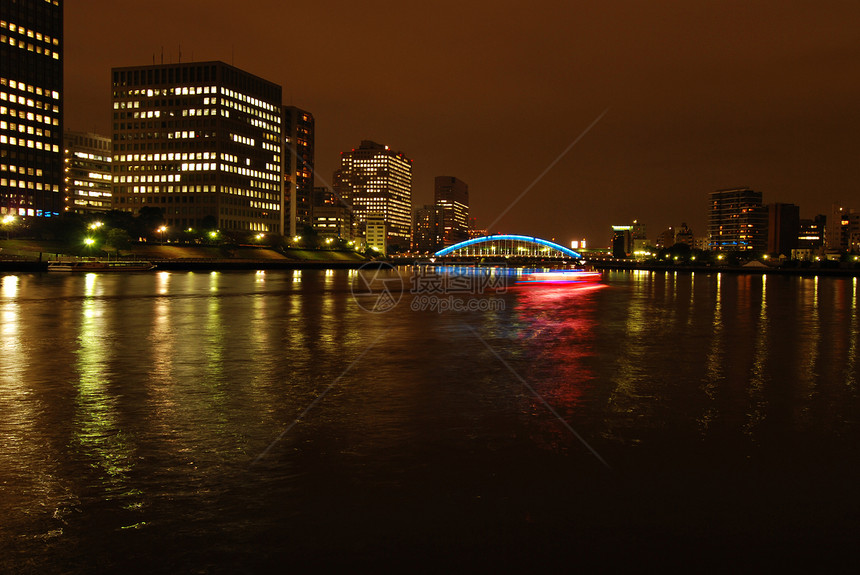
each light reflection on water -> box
[75,275,137,503]
[0,268,858,571]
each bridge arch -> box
[434,235,582,259]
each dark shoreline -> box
[588,259,860,277]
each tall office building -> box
[283,106,313,237]
[1,0,63,218]
[337,140,412,251]
[64,131,112,214]
[434,176,469,247]
[413,204,442,253]
[767,202,800,256]
[708,187,767,251]
[111,61,282,233]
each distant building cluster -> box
[611,187,857,261]
[1,1,856,259]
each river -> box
[1,267,858,572]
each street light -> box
[88,221,104,231]
[2,214,15,240]
[157,225,167,245]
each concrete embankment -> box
[0,241,374,272]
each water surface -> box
[1,269,858,571]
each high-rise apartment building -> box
[434,176,469,247]
[708,187,767,251]
[337,140,412,251]
[283,106,313,237]
[1,0,63,219]
[110,61,282,233]
[64,131,112,214]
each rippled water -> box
[1,268,858,572]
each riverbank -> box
[3,239,860,276]
[589,259,860,277]
[0,239,372,272]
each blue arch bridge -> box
[430,234,583,263]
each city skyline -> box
[64,1,860,244]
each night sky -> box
[65,1,860,246]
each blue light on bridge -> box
[433,235,582,259]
